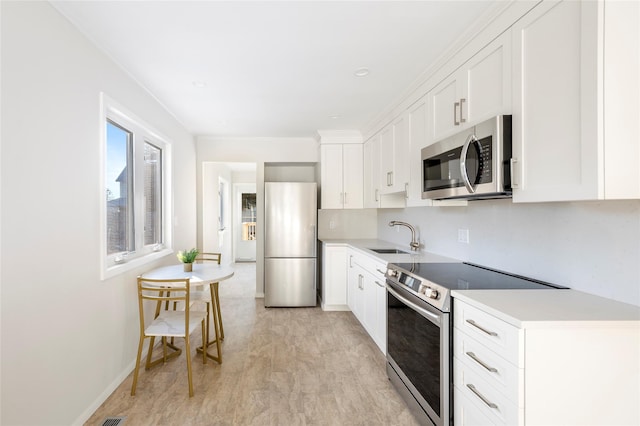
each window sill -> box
[101,248,173,280]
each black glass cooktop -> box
[391,262,567,291]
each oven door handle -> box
[386,284,441,326]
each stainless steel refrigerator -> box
[264,182,317,307]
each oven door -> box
[386,281,450,426]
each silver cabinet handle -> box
[460,134,481,193]
[460,98,466,123]
[404,182,409,199]
[466,384,498,409]
[466,319,498,336]
[510,157,519,189]
[374,188,379,202]
[358,274,364,290]
[454,102,460,125]
[375,280,385,288]
[375,268,386,276]
[344,192,347,205]
[466,351,498,373]
[349,255,353,268]
[389,171,393,186]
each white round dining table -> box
[140,262,234,285]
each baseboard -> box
[72,347,148,425]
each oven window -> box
[387,290,442,416]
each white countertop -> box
[452,289,640,328]
[319,238,461,265]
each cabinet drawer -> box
[454,386,499,426]
[455,359,522,425]
[454,329,521,406]
[454,299,522,366]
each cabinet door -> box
[379,126,394,194]
[347,252,365,321]
[463,31,511,125]
[342,144,364,209]
[320,144,344,209]
[321,245,347,310]
[372,273,387,354]
[511,0,600,202]
[363,136,380,208]
[429,75,462,143]
[391,114,409,193]
[406,96,431,206]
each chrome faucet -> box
[388,221,420,251]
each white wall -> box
[1,2,196,424]
[197,137,318,296]
[377,200,640,306]
[201,163,233,261]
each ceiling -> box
[51,1,496,139]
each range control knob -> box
[386,268,399,278]
[419,285,439,299]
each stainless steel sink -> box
[368,248,409,254]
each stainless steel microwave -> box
[421,115,512,200]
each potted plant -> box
[177,248,199,272]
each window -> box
[101,94,172,279]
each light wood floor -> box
[86,263,420,426]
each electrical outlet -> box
[458,229,470,244]
[329,220,336,230]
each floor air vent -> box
[101,417,126,426]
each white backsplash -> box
[318,209,378,240]
[377,199,640,306]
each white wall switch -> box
[458,229,470,244]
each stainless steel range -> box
[385,262,566,426]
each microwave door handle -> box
[460,134,480,193]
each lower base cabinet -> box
[453,296,640,425]
[347,248,387,354]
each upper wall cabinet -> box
[511,0,640,202]
[379,115,410,195]
[427,31,512,145]
[363,135,380,208]
[320,143,364,209]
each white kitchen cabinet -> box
[378,115,410,195]
[511,0,640,202]
[428,31,512,145]
[453,291,640,425]
[320,143,363,209]
[363,135,380,208]
[346,248,387,354]
[320,244,349,311]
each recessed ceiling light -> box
[192,80,207,88]
[354,67,370,77]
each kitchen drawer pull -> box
[467,384,498,409]
[376,268,386,276]
[375,280,385,288]
[466,319,498,336]
[466,351,498,373]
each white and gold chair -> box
[131,277,207,397]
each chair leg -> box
[201,320,207,364]
[185,335,194,397]
[131,335,145,396]
[145,336,157,370]
[213,282,224,340]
